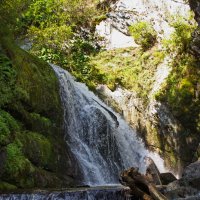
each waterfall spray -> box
[52,64,165,186]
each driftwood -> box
[120,166,168,200]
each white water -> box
[52,64,165,186]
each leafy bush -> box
[155,15,199,135]
[155,53,200,134]
[90,47,165,102]
[129,21,157,50]
[162,15,197,53]
[0,0,30,30]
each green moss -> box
[0,181,17,191]
[90,47,164,104]
[28,113,52,135]
[4,140,35,187]
[0,53,16,107]
[129,21,157,50]
[0,110,19,145]
[19,131,54,169]
[0,30,72,189]
[156,54,200,133]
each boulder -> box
[145,157,162,185]
[181,161,200,190]
[160,173,177,185]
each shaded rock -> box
[182,161,200,190]
[145,157,162,185]
[160,173,177,185]
[0,149,6,178]
[190,28,200,57]
[162,161,200,199]
[0,28,81,189]
[189,0,200,25]
[164,185,199,200]
[189,0,200,57]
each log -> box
[120,167,168,200]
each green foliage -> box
[20,132,53,168]
[28,24,73,52]
[28,113,53,135]
[5,141,34,179]
[155,15,200,136]
[162,15,197,53]
[0,53,17,107]
[129,21,157,50]
[0,110,19,146]
[0,52,28,108]
[0,182,17,191]
[90,47,165,102]
[0,34,65,189]
[0,0,31,34]
[156,53,200,134]
[20,0,108,91]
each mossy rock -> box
[0,110,19,146]
[0,181,17,191]
[2,140,35,188]
[0,29,79,189]
[19,131,55,170]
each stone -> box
[160,173,177,185]
[182,161,200,190]
[189,0,200,58]
[190,28,200,57]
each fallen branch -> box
[120,167,168,200]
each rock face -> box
[163,161,200,199]
[189,0,200,57]
[181,161,200,190]
[96,84,184,174]
[95,0,200,175]
[96,0,190,49]
[95,56,183,173]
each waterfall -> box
[52,64,165,186]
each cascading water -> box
[52,64,165,186]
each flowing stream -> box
[52,64,165,186]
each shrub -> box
[129,21,157,50]
[162,15,197,53]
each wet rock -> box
[181,161,200,190]
[0,186,131,200]
[164,185,199,200]
[145,157,162,185]
[160,173,177,185]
